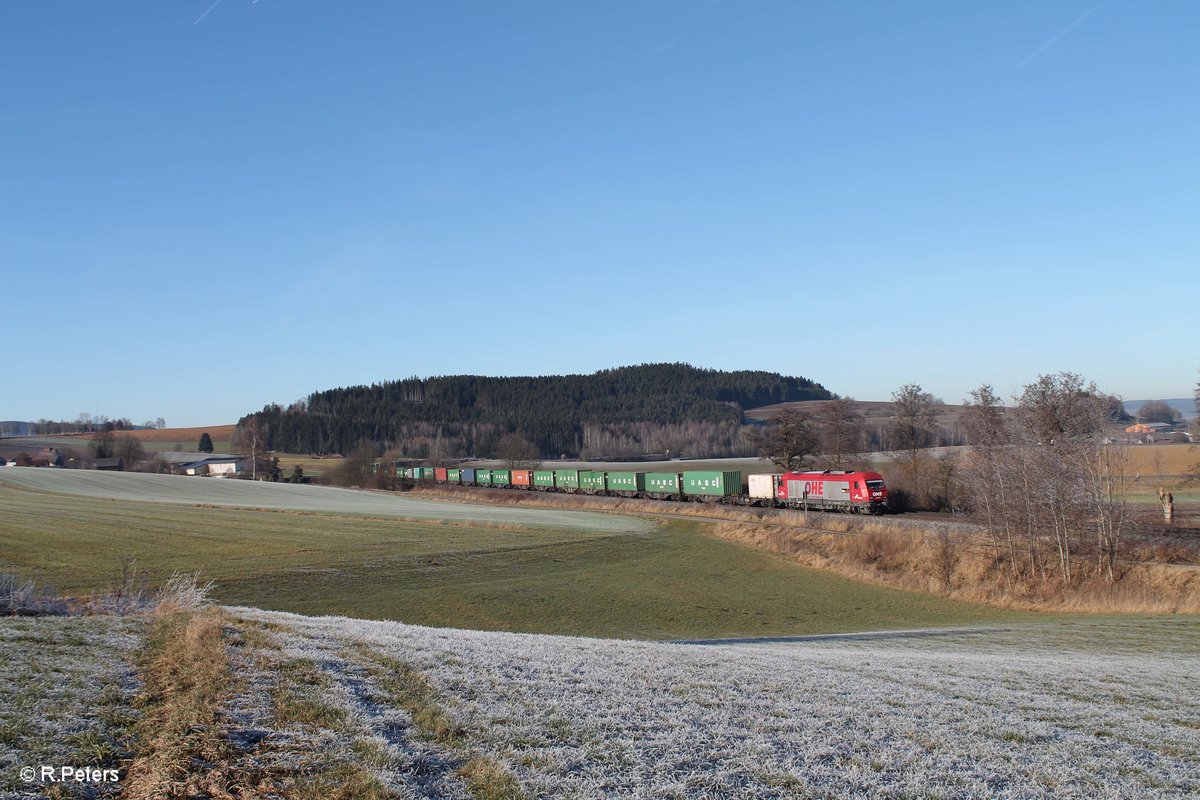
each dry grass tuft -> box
[122,610,235,798]
[0,573,68,616]
[152,572,215,615]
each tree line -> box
[750,372,1145,587]
[20,415,167,436]
[237,363,830,458]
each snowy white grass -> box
[0,616,142,798]
[0,470,651,533]
[236,609,1200,799]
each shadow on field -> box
[671,627,1013,646]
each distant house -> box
[37,447,64,467]
[94,457,125,471]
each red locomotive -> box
[772,470,888,514]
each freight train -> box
[385,465,889,514]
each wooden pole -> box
[1158,487,1175,523]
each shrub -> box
[0,573,68,616]
[152,573,215,614]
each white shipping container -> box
[748,473,778,499]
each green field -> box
[0,473,1028,639]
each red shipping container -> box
[511,469,533,487]
[434,467,448,482]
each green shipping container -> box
[533,470,556,488]
[418,467,437,480]
[579,471,606,492]
[447,469,462,482]
[682,471,742,497]
[491,470,511,487]
[475,469,492,485]
[555,470,581,490]
[646,473,682,494]
[605,471,645,492]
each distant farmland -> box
[105,424,238,443]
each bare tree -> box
[1017,372,1106,443]
[962,385,1007,447]
[1077,440,1130,583]
[887,384,940,507]
[1138,400,1179,424]
[818,397,864,467]
[495,433,540,469]
[114,434,145,470]
[889,384,938,458]
[1195,369,1200,419]
[329,443,379,488]
[749,407,819,472]
[236,417,263,479]
[89,429,115,460]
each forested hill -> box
[242,364,830,458]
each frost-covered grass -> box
[224,616,481,799]
[237,609,1200,799]
[0,616,142,799]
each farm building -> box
[155,451,246,476]
[93,457,125,471]
[178,456,246,477]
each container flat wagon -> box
[645,472,682,499]
[579,471,606,494]
[556,470,581,492]
[682,471,742,500]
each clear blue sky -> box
[3,1,1197,426]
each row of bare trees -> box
[960,373,1129,585]
[750,386,943,476]
[748,397,869,472]
[749,373,1134,586]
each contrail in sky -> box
[844,174,876,198]
[1017,8,1095,69]
[193,0,223,25]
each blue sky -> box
[3,1,1197,426]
